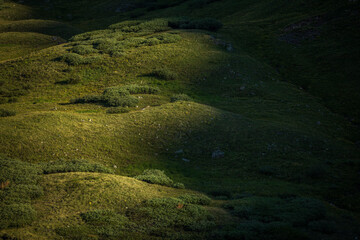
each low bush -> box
[178,194,211,205]
[41,159,114,174]
[109,19,170,34]
[102,86,138,107]
[0,108,16,117]
[151,68,178,80]
[70,95,103,104]
[106,107,130,114]
[135,169,174,187]
[170,94,192,102]
[60,53,100,66]
[123,84,160,94]
[149,33,182,44]
[70,45,98,55]
[173,182,185,189]
[104,94,138,107]
[0,156,41,185]
[0,204,37,229]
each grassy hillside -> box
[0,0,359,239]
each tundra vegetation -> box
[0,0,359,239]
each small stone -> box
[175,149,184,154]
[182,158,190,162]
[212,150,225,159]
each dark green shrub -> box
[151,68,178,80]
[102,86,138,107]
[104,94,138,107]
[106,107,130,114]
[123,84,160,94]
[60,53,100,66]
[0,204,37,229]
[169,17,223,31]
[0,108,16,117]
[70,45,98,55]
[149,33,182,44]
[173,182,185,189]
[0,155,41,185]
[60,53,85,65]
[109,19,170,33]
[41,160,114,174]
[178,194,211,205]
[70,95,103,104]
[6,184,44,201]
[135,169,173,187]
[103,87,130,97]
[170,94,192,102]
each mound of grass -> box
[170,93,192,102]
[169,17,223,31]
[178,193,211,205]
[0,204,37,229]
[135,169,174,187]
[131,197,215,234]
[70,45,98,55]
[41,159,114,174]
[104,94,138,107]
[106,107,130,114]
[134,169,185,189]
[122,84,160,94]
[0,109,16,117]
[151,68,178,80]
[60,53,100,66]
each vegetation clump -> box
[0,108,16,117]
[70,84,159,107]
[70,44,98,55]
[0,204,37,229]
[178,193,212,205]
[41,159,114,174]
[0,156,42,229]
[135,169,185,188]
[60,53,101,66]
[151,68,178,80]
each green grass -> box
[0,0,360,239]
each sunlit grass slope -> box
[0,0,360,239]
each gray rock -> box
[182,158,190,162]
[212,150,225,159]
[175,149,184,154]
